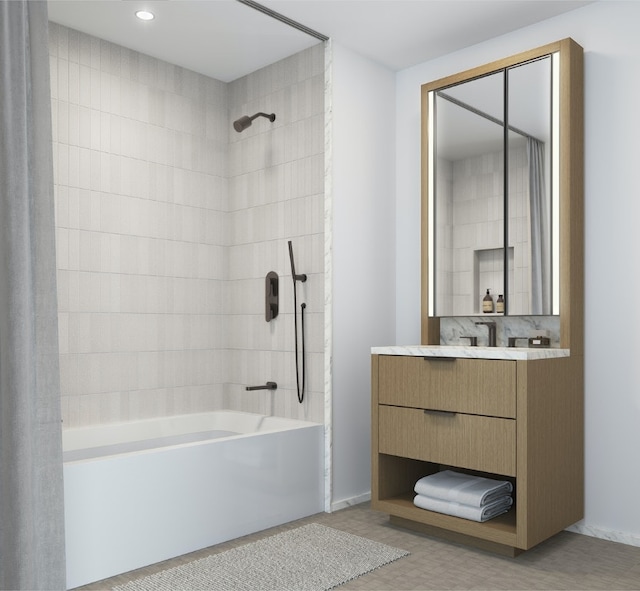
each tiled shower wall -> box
[225,46,325,423]
[49,23,324,427]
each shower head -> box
[233,112,276,132]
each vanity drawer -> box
[379,405,516,476]
[378,355,516,418]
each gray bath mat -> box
[113,523,409,591]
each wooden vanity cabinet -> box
[371,353,584,555]
[377,38,584,555]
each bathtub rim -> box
[62,410,322,462]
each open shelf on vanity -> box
[373,453,518,548]
[376,493,517,546]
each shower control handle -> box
[265,271,279,322]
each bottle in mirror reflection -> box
[482,289,494,313]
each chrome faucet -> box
[475,321,497,347]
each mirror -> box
[421,38,583,348]
[426,51,559,317]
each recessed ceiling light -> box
[135,10,155,21]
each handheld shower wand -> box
[288,241,307,284]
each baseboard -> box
[330,492,371,513]
[566,522,640,548]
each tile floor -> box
[75,502,640,590]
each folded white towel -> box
[414,470,513,507]
[413,493,513,522]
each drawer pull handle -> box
[422,356,456,362]
[423,409,456,418]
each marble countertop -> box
[371,345,570,361]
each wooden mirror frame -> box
[421,38,583,352]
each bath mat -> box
[113,523,409,591]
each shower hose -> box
[288,240,306,404]
[293,292,306,404]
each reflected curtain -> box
[527,137,549,315]
[0,2,66,589]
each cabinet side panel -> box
[559,38,584,352]
[371,355,380,503]
[516,357,584,548]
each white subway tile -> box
[78,393,100,426]
[58,58,69,102]
[78,106,90,148]
[79,64,91,108]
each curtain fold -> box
[527,137,550,315]
[0,2,66,589]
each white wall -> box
[396,1,640,544]
[331,42,396,509]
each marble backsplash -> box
[440,315,561,348]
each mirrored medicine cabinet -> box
[421,38,584,349]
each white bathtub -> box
[63,411,324,589]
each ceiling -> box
[47,0,593,82]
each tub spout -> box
[246,382,277,391]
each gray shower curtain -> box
[0,2,66,589]
[527,137,550,315]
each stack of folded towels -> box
[413,470,513,522]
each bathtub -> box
[63,411,324,589]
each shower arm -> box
[249,112,275,124]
